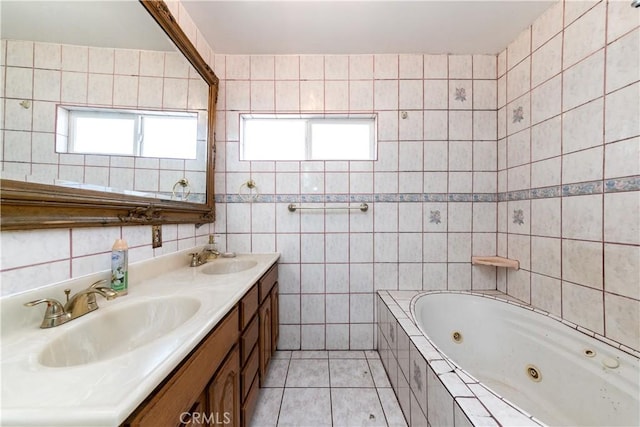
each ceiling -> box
[0,1,175,51]
[182,0,557,55]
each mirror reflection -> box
[0,1,209,203]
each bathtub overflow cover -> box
[452,331,463,343]
[526,364,542,382]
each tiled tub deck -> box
[376,290,546,427]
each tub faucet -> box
[24,279,118,328]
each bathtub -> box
[408,292,640,426]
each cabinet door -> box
[270,283,279,353]
[258,294,272,382]
[179,391,207,427]
[208,346,240,427]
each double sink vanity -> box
[0,250,280,427]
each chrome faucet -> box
[24,279,118,328]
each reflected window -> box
[58,107,198,160]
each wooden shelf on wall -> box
[471,256,520,270]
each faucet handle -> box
[24,298,68,328]
[189,252,200,267]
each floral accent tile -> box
[429,210,441,224]
[512,209,524,225]
[512,106,524,123]
[455,87,467,102]
[413,360,423,392]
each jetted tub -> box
[411,292,640,426]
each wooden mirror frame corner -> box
[0,0,219,231]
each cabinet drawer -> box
[241,315,259,366]
[258,264,278,303]
[241,374,260,427]
[126,308,239,427]
[241,346,259,401]
[240,285,258,330]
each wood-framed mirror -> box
[0,0,218,230]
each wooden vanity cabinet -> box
[123,263,279,427]
[258,265,278,383]
[208,346,240,427]
[124,308,239,427]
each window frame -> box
[240,114,377,161]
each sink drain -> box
[451,331,463,343]
[526,364,542,382]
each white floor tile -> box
[329,358,375,388]
[250,388,283,427]
[251,350,406,427]
[285,359,330,387]
[263,359,290,388]
[277,388,332,427]
[331,388,387,426]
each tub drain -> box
[451,331,463,343]
[526,364,542,382]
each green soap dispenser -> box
[111,239,128,295]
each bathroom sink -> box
[200,259,258,275]
[38,297,201,367]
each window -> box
[59,107,198,160]
[240,115,376,161]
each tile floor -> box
[250,350,408,427]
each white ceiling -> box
[182,0,557,55]
[0,1,176,51]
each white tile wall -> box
[1,0,638,356]
[499,0,640,351]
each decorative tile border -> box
[215,176,639,204]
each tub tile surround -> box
[215,51,501,351]
[377,290,640,427]
[496,0,640,352]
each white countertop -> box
[0,251,280,427]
